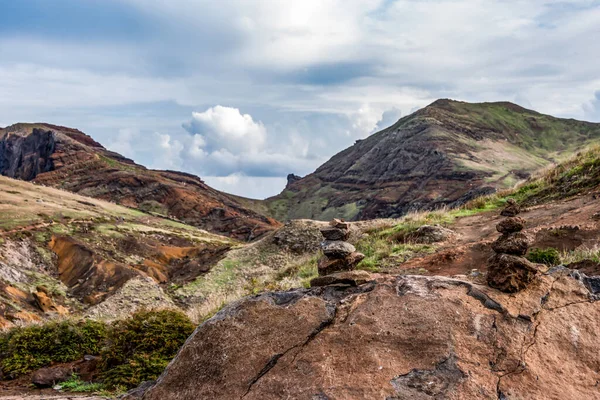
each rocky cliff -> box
[142,270,600,400]
[267,100,600,221]
[0,123,280,240]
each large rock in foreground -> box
[142,270,600,400]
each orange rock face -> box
[143,270,600,400]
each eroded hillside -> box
[267,99,600,221]
[0,175,235,329]
[0,123,280,241]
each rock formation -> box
[140,269,600,400]
[487,213,540,292]
[317,219,364,276]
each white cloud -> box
[182,106,267,153]
[3,0,600,198]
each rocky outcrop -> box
[410,224,455,244]
[317,219,364,276]
[0,123,280,240]
[141,269,600,400]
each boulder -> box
[411,224,454,244]
[491,232,533,256]
[319,227,350,241]
[321,241,355,259]
[141,272,600,400]
[32,366,72,387]
[317,252,364,276]
[496,217,526,234]
[487,253,540,292]
[310,270,373,287]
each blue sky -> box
[1,0,600,198]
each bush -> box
[526,247,561,266]
[100,309,195,389]
[0,320,107,377]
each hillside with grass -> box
[267,99,600,222]
[0,175,236,330]
[0,123,280,241]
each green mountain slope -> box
[266,99,600,221]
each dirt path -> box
[389,194,600,276]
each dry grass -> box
[561,246,600,265]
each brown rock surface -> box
[317,251,364,276]
[142,271,600,400]
[491,231,533,256]
[500,201,521,217]
[487,253,541,292]
[309,270,373,287]
[496,216,526,234]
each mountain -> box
[266,99,600,221]
[0,123,280,240]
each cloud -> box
[373,107,402,132]
[2,0,600,197]
[583,90,600,121]
[182,106,267,153]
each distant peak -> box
[2,122,105,149]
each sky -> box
[1,0,600,199]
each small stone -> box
[330,218,350,230]
[32,366,72,387]
[317,252,364,276]
[496,217,526,234]
[321,241,356,259]
[487,253,540,293]
[320,227,350,241]
[491,232,533,256]
[310,270,373,287]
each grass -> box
[561,247,600,265]
[59,374,105,393]
[526,248,561,266]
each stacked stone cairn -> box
[317,219,365,276]
[487,201,539,293]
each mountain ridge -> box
[265,99,600,221]
[0,123,280,241]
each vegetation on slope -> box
[0,310,194,391]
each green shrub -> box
[526,247,561,266]
[100,309,195,389]
[0,320,107,377]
